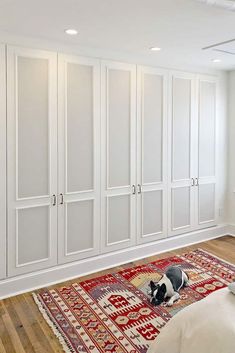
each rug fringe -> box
[32,293,75,353]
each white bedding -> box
[148,288,235,353]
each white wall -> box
[217,72,228,224]
[227,71,235,224]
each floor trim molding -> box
[227,224,235,236]
[0,224,229,300]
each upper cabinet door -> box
[196,76,217,228]
[168,72,197,236]
[0,44,6,280]
[137,66,168,244]
[101,61,136,253]
[7,46,58,276]
[58,55,100,263]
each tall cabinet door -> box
[137,66,168,244]
[101,61,136,253]
[168,72,197,236]
[196,76,217,228]
[7,46,58,276]
[58,55,100,263]
[0,44,6,279]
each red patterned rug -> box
[33,249,235,353]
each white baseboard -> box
[226,224,235,236]
[0,224,229,300]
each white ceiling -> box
[0,0,235,71]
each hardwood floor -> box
[0,235,235,353]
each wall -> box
[227,71,235,224]
[217,71,228,224]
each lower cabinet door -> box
[0,44,6,279]
[7,46,58,276]
[137,188,167,244]
[197,181,217,228]
[57,54,100,263]
[169,184,195,236]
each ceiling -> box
[0,0,235,71]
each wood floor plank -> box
[0,235,234,353]
[0,316,16,353]
[0,305,25,353]
[1,297,35,353]
[0,338,7,353]
[23,294,65,353]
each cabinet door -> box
[101,61,136,253]
[168,72,197,236]
[196,76,217,228]
[58,55,100,263]
[7,46,57,276]
[137,67,168,244]
[0,44,6,279]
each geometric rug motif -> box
[33,249,235,353]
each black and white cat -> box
[148,266,189,306]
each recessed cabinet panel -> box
[142,73,163,184]
[67,63,93,192]
[172,187,191,230]
[107,195,130,245]
[199,81,216,178]
[18,57,49,199]
[199,184,215,224]
[58,55,100,264]
[18,206,49,265]
[0,44,6,279]
[143,191,162,236]
[66,200,94,254]
[108,69,131,188]
[7,46,58,276]
[172,77,191,181]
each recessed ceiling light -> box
[65,29,78,35]
[212,59,221,63]
[150,47,162,51]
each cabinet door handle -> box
[195,178,199,186]
[137,184,142,194]
[52,194,56,206]
[60,193,64,205]
[132,185,136,195]
[191,178,195,187]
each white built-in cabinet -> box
[0,44,6,280]
[168,72,217,236]
[58,54,100,263]
[2,44,218,278]
[7,46,58,276]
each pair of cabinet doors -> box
[6,46,167,277]
[169,72,217,237]
[5,45,217,278]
